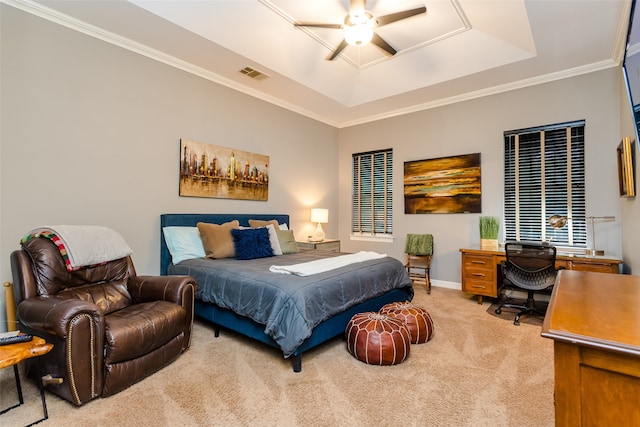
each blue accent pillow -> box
[231,227,274,260]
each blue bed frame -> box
[160,213,413,372]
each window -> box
[503,121,586,248]
[352,149,393,236]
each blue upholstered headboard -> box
[160,213,290,275]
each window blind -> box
[504,121,586,247]
[352,149,393,235]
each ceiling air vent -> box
[239,66,269,81]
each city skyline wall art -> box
[179,138,269,201]
[404,153,481,214]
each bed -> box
[160,213,414,372]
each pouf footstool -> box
[345,312,411,365]
[379,301,434,344]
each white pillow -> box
[279,223,289,230]
[163,226,205,264]
[264,224,283,255]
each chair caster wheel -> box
[514,318,520,326]
[495,308,502,314]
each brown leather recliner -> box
[10,236,197,406]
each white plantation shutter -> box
[352,149,393,235]
[504,121,587,247]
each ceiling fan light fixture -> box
[344,21,374,46]
[295,2,426,60]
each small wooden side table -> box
[0,336,53,426]
[296,239,340,252]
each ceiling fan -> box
[294,0,427,60]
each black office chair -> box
[495,241,558,325]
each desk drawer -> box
[462,254,496,297]
[464,278,496,295]
[569,261,619,274]
[463,255,494,276]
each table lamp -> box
[310,208,328,242]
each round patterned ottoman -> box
[379,301,435,344]
[345,312,411,365]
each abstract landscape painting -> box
[404,153,481,214]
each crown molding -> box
[338,59,619,128]
[3,0,623,130]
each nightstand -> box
[297,239,340,252]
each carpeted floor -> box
[1,285,555,426]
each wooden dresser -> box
[542,271,640,426]
[459,246,621,303]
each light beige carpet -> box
[1,285,555,426]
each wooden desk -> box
[541,271,640,426]
[459,246,621,303]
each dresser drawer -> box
[314,241,340,252]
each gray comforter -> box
[168,251,413,357]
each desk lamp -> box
[548,215,568,244]
[586,216,615,256]
[549,215,567,229]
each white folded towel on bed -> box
[269,251,386,276]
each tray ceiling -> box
[10,0,633,127]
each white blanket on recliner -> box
[26,225,133,269]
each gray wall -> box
[338,68,625,285]
[0,5,339,286]
[620,69,640,274]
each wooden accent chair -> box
[404,234,433,294]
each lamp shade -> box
[311,208,329,224]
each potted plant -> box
[479,216,500,249]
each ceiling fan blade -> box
[294,22,343,29]
[326,39,349,60]
[375,6,426,27]
[371,33,396,56]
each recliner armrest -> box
[17,296,103,337]
[128,275,197,305]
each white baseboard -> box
[431,279,461,291]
